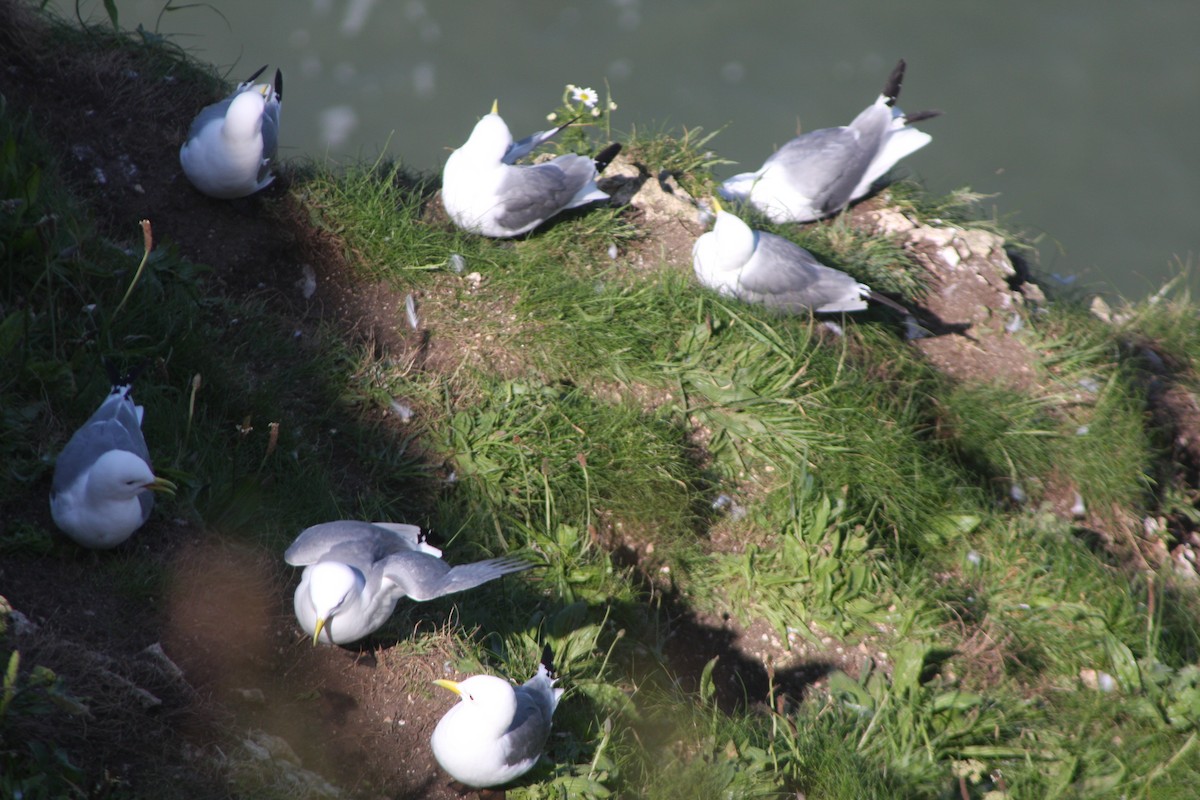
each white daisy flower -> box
[571,86,600,108]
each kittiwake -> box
[693,199,909,315]
[719,59,939,223]
[431,648,563,788]
[179,65,283,199]
[284,520,533,645]
[50,368,176,549]
[442,100,620,238]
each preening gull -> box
[719,59,939,223]
[50,371,176,549]
[180,65,283,199]
[693,199,909,315]
[284,520,533,645]
[431,648,563,789]
[442,100,620,238]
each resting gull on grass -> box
[442,100,621,238]
[284,520,532,645]
[50,368,176,549]
[693,199,910,316]
[179,64,283,199]
[431,648,563,790]
[719,59,940,223]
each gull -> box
[719,59,940,223]
[50,370,176,549]
[693,199,909,315]
[179,65,283,199]
[442,100,620,238]
[431,649,563,789]
[284,520,533,645]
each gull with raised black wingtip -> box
[720,59,939,223]
[179,64,283,199]
[442,100,620,238]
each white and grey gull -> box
[431,648,563,789]
[179,64,283,199]
[442,100,620,238]
[50,367,176,549]
[693,199,910,316]
[719,59,940,223]
[284,520,533,645]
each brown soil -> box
[5,1,1200,797]
[0,3,472,796]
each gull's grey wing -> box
[736,232,866,313]
[380,552,532,602]
[51,418,148,495]
[52,388,150,494]
[285,520,418,569]
[94,390,148,459]
[494,157,597,232]
[501,688,553,764]
[261,69,282,163]
[764,125,880,216]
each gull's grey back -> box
[51,387,150,494]
[737,232,865,314]
[284,520,424,571]
[767,130,860,215]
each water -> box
[61,0,1200,298]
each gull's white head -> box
[224,90,267,140]
[694,198,756,287]
[87,450,171,502]
[461,100,513,164]
[308,561,362,645]
[433,674,517,735]
[711,200,755,254]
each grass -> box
[5,4,1200,798]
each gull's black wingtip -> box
[883,58,907,106]
[273,68,283,101]
[540,644,558,677]
[555,113,583,136]
[244,64,268,84]
[594,142,622,173]
[866,290,912,317]
[905,108,943,124]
